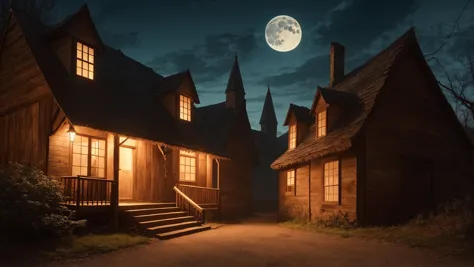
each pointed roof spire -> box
[259,86,278,125]
[225,56,246,95]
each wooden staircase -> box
[121,203,211,240]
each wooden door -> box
[119,147,134,200]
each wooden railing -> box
[60,176,114,207]
[176,184,219,205]
[173,186,205,224]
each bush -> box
[314,211,358,229]
[0,163,86,241]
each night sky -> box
[52,0,471,135]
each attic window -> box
[179,95,192,121]
[317,110,327,137]
[289,124,296,150]
[76,42,94,80]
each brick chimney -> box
[329,42,345,87]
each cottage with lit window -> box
[0,5,256,238]
[271,28,474,225]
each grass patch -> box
[44,234,151,260]
[281,199,474,258]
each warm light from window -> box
[289,124,296,149]
[179,95,191,121]
[286,170,295,193]
[72,136,105,177]
[179,150,196,181]
[76,42,94,80]
[317,110,327,137]
[324,160,339,202]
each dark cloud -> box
[147,29,258,82]
[100,30,140,49]
[260,54,329,88]
[315,0,418,55]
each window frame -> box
[288,124,297,150]
[70,134,107,178]
[179,94,192,122]
[286,170,296,195]
[322,159,340,204]
[179,150,197,182]
[317,110,327,138]
[74,40,95,80]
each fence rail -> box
[176,184,219,205]
[60,176,114,207]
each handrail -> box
[173,186,203,211]
[62,176,109,181]
[176,183,220,205]
[177,184,220,191]
[173,185,205,224]
[60,176,114,207]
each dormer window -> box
[76,42,94,80]
[179,95,192,121]
[289,124,296,149]
[317,110,327,137]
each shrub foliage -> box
[0,163,85,240]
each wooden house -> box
[0,5,255,238]
[271,28,474,225]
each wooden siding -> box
[0,97,54,171]
[279,165,310,219]
[310,153,357,220]
[363,49,474,225]
[47,123,221,202]
[278,151,357,221]
[0,14,51,115]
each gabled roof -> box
[259,87,277,125]
[49,5,104,49]
[271,28,417,170]
[225,56,246,95]
[283,104,313,126]
[7,7,228,158]
[157,70,200,104]
[310,86,360,112]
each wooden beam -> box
[156,143,167,160]
[118,137,129,146]
[111,134,120,229]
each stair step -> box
[139,216,195,228]
[156,225,211,240]
[125,207,180,216]
[133,211,187,222]
[119,203,176,211]
[147,221,200,234]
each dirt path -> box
[23,219,474,267]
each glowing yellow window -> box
[317,110,327,137]
[289,124,296,149]
[179,150,196,181]
[286,170,295,193]
[72,135,106,177]
[76,42,95,80]
[323,160,339,203]
[179,95,192,121]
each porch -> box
[59,176,220,221]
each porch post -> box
[215,158,221,219]
[112,134,120,229]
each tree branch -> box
[424,0,472,61]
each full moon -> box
[265,15,302,52]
